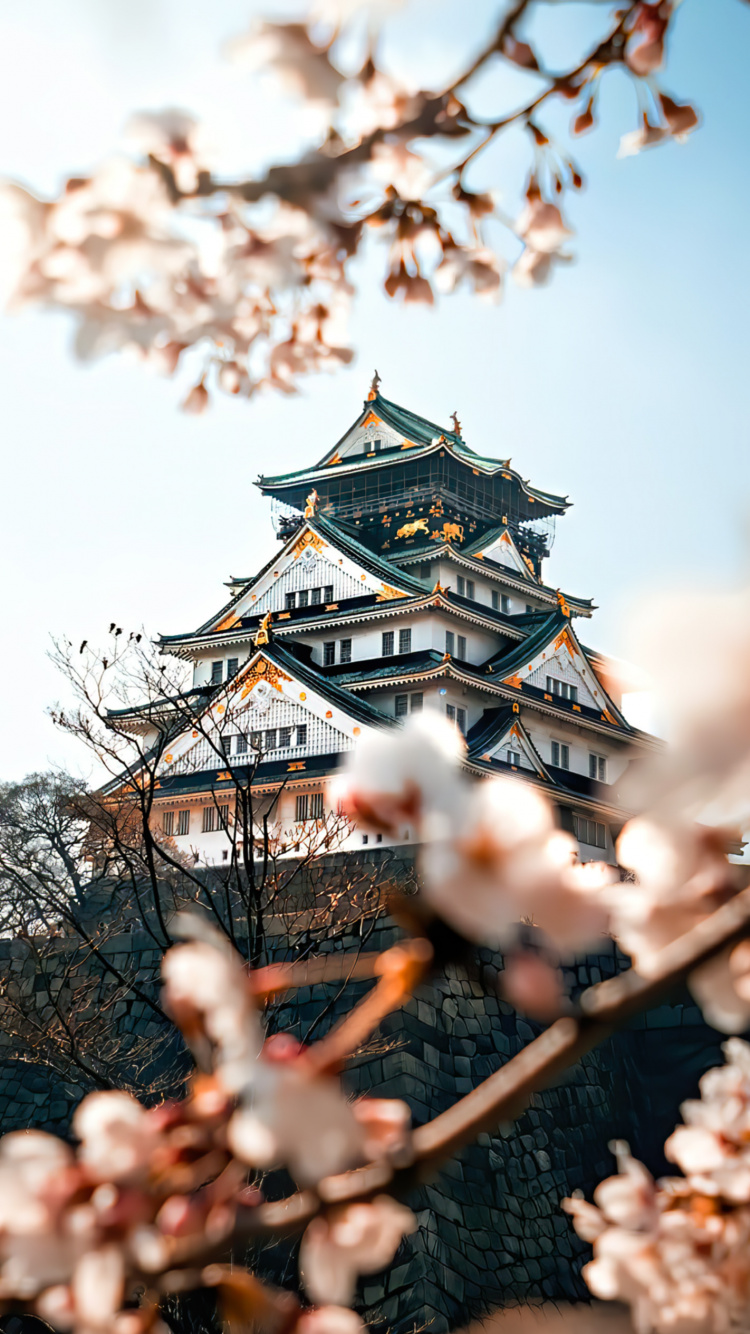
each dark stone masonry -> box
[0,860,727,1333]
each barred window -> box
[218,804,229,826]
[445,631,454,655]
[457,635,467,659]
[202,806,216,833]
[492,590,499,610]
[210,661,223,685]
[339,638,352,664]
[398,628,411,654]
[457,575,465,596]
[547,676,578,703]
[310,792,324,819]
[410,693,423,712]
[466,580,475,600]
[296,794,309,822]
[265,728,277,750]
[551,741,570,770]
[395,695,408,718]
[227,657,239,678]
[382,631,394,656]
[446,704,456,721]
[324,585,334,602]
[285,592,296,610]
[502,594,510,614]
[589,753,607,782]
[296,724,307,747]
[251,731,263,752]
[279,726,292,748]
[235,734,248,755]
[298,589,309,608]
[176,809,190,837]
[162,810,174,836]
[456,707,466,734]
[323,641,336,666]
[221,735,232,758]
[311,587,321,605]
[574,816,607,850]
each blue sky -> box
[1,0,748,779]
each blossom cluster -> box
[565,1040,750,1334]
[0,1,700,407]
[331,710,750,1028]
[0,924,416,1332]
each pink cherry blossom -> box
[299,1195,416,1306]
[161,936,262,1092]
[73,1091,161,1186]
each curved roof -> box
[257,391,570,517]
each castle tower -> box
[142,383,656,862]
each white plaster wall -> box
[525,714,630,784]
[191,647,252,688]
[296,612,500,668]
[526,646,600,710]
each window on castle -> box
[311,587,321,605]
[547,676,578,703]
[298,589,309,608]
[202,806,217,833]
[219,804,229,826]
[410,693,423,712]
[492,590,499,611]
[323,641,336,665]
[251,731,263,752]
[574,816,607,850]
[551,741,570,770]
[399,628,411,654]
[373,439,382,453]
[227,657,239,678]
[456,707,466,734]
[265,728,277,750]
[362,834,369,845]
[310,792,324,819]
[339,638,352,664]
[162,810,174,837]
[445,631,455,655]
[526,603,533,613]
[285,592,296,610]
[210,661,223,684]
[176,810,190,836]
[395,695,408,718]
[296,794,308,822]
[456,575,465,596]
[457,635,467,659]
[507,750,521,767]
[324,584,334,602]
[382,631,394,656]
[236,734,248,755]
[589,753,607,782]
[220,735,232,758]
[466,580,475,600]
[446,704,455,721]
[279,726,292,748]
[296,724,307,747]
[502,595,510,614]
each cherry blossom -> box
[161,935,262,1092]
[299,1196,416,1306]
[665,1039,750,1202]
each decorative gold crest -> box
[238,657,291,699]
[254,612,273,646]
[395,517,429,540]
[292,530,326,559]
[304,489,319,518]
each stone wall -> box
[0,873,727,1333]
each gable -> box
[158,652,373,779]
[502,626,622,722]
[205,525,411,631]
[482,719,546,776]
[319,409,418,466]
[474,528,535,581]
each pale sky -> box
[1,0,749,780]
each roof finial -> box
[367,369,381,401]
[450,411,462,437]
[304,488,319,518]
[254,611,273,646]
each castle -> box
[142,377,655,858]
